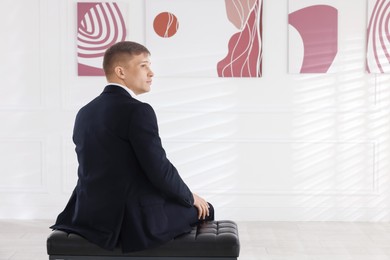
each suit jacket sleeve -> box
[129,103,194,207]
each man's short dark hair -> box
[103,41,151,76]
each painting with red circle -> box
[153,12,179,38]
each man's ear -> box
[114,66,125,79]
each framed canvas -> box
[288,0,338,73]
[77,2,127,76]
[366,0,390,73]
[145,0,262,77]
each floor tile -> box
[2,220,390,260]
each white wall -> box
[1,0,390,221]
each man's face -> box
[122,53,153,95]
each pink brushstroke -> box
[225,0,258,30]
[217,0,262,77]
[78,63,105,76]
[289,5,338,73]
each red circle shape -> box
[153,12,179,38]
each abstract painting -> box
[77,2,127,76]
[288,0,338,73]
[367,0,390,73]
[145,0,262,77]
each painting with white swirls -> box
[77,2,127,76]
[366,0,390,73]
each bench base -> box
[50,256,237,260]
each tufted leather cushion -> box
[47,220,240,257]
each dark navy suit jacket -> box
[51,85,196,252]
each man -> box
[51,41,214,253]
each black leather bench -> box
[47,220,240,260]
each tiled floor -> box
[2,220,390,259]
[0,220,50,260]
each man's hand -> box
[192,193,210,220]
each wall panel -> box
[0,140,45,192]
[1,0,42,109]
[1,0,390,221]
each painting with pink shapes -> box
[366,0,390,74]
[288,0,338,74]
[145,0,262,77]
[77,2,127,76]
